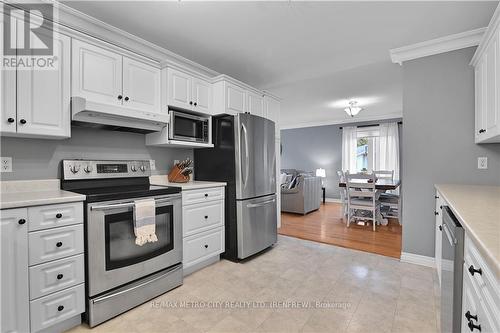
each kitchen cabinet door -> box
[168,68,192,110]
[485,36,498,136]
[1,208,29,333]
[475,60,486,142]
[192,77,212,114]
[225,83,246,114]
[247,91,265,117]
[17,30,71,138]
[122,57,160,113]
[264,95,281,139]
[0,18,17,134]
[72,39,123,106]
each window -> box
[356,127,379,173]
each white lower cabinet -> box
[462,234,500,333]
[1,202,85,333]
[182,186,225,275]
[434,191,444,285]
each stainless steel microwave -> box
[169,110,210,143]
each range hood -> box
[71,97,168,134]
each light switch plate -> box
[150,159,156,171]
[1,157,12,172]
[478,157,488,169]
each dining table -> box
[338,178,401,226]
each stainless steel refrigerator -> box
[194,113,277,260]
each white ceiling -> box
[62,1,498,128]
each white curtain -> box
[376,122,400,180]
[342,126,357,173]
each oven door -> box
[86,194,182,296]
[169,111,208,143]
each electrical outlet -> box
[478,157,488,169]
[149,159,156,171]
[1,157,12,172]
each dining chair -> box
[337,170,348,217]
[374,170,401,223]
[345,172,380,231]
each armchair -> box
[281,175,322,214]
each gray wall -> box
[402,47,500,258]
[0,127,193,180]
[280,118,402,199]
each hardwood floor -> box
[278,202,402,258]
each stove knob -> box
[69,165,80,174]
[140,165,146,172]
[131,165,137,172]
[84,165,93,173]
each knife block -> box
[168,165,190,183]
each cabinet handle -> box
[204,215,208,219]
[189,101,193,105]
[19,119,26,124]
[57,305,64,312]
[18,219,26,225]
[204,244,208,248]
[465,311,478,322]
[468,265,482,276]
[204,193,208,197]
[439,225,442,231]
[56,213,63,219]
[468,321,481,332]
[435,195,439,199]
[56,241,63,248]
[7,118,14,123]
[194,102,197,106]
[478,129,486,134]
[124,96,129,101]
[57,274,64,280]
[434,211,439,216]
[118,95,123,100]
[439,205,442,209]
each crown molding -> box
[390,28,487,65]
[471,3,500,66]
[280,113,403,130]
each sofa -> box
[280,169,322,215]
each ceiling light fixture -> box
[344,101,363,117]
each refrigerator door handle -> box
[241,123,249,186]
[247,199,276,208]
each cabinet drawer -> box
[183,228,224,267]
[28,202,83,232]
[30,284,85,332]
[183,201,223,237]
[464,235,500,313]
[29,254,84,300]
[29,225,84,266]
[182,187,224,206]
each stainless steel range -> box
[61,160,183,327]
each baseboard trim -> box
[325,198,342,203]
[400,252,435,268]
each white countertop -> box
[150,175,226,190]
[435,184,500,274]
[0,179,85,209]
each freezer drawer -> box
[236,194,277,259]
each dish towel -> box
[133,198,158,246]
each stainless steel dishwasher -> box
[441,206,464,333]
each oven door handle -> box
[91,199,173,211]
[92,264,182,304]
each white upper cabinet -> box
[226,83,246,114]
[1,208,30,333]
[192,77,212,114]
[247,91,265,117]
[264,94,281,138]
[1,17,70,139]
[72,39,161,113]
[166,68,213,114]
[17,30,71,138]
[72,39,123,106]
[472,8,499,143]
[122,57,160,112]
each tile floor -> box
[67,236,440,333]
